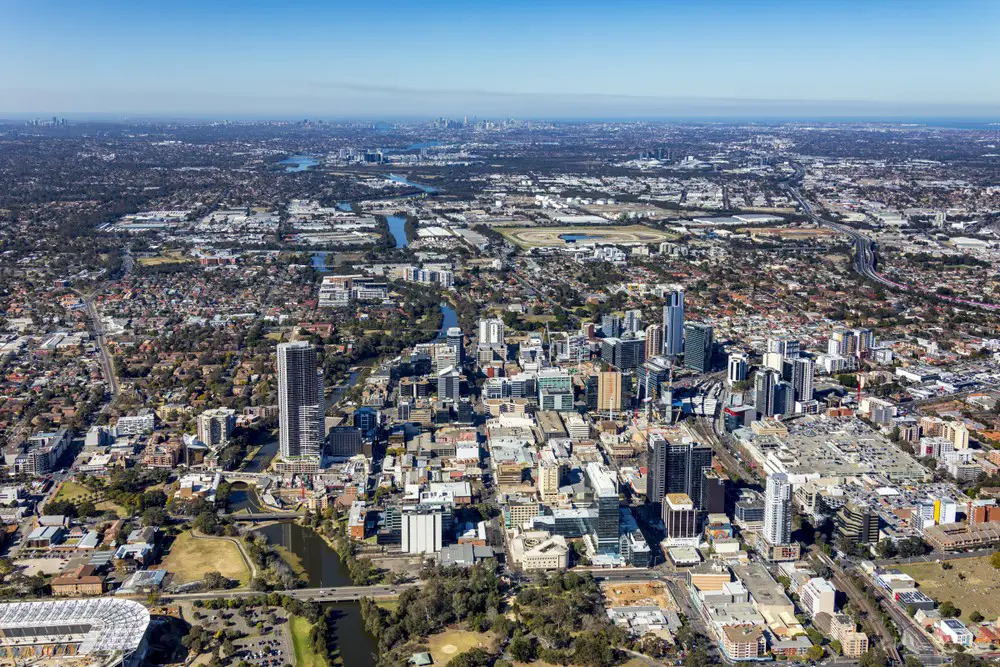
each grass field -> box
[289,615,325,667]
[161,530,250,586]
[898,556,1000,623]
[498,224,673,249]
[425,628,495,663]
[52,481,124,517]
[137,250,192,267]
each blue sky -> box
[1,0,998,118]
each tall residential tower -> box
[277,341,324,460]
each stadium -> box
[498,225,673,249]
[0,598,150,666]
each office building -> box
[585,462,620,554]
[636,356,670,402]
[754,369,792,417]
[623,309,644,335]
[663,288,684,356]
[601,313,624,338]
[834,502,879,545]
[683,322,713,372]
[277,341,324,460]
[537,369,574,411]
[647,438,713,512]
[446,327,464,364]
[767,338,800,358]
[596,371,624,415]
[727,352,748,385]
[437,365,462,402]
[328,427,363,458]
[401,505,446,554]
[763,473,792,546]
[197,407,236,449]
[537,459,561,501]
[663,493,699,545]
[600,336,645,370]
[478,318,505,347]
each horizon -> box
[1,0,998,118]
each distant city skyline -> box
[1,0,998,118]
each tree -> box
[876,539,897,559]
[858,648,889,667]
[939,601,960,618]
[572,632,614,667]
[990,550,1000,570]
[969,610,985,623]
[508,635,537,662]
[142,506,167,526]
[807,644,825,661]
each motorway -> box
[784,165,1000,311]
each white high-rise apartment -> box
[478,318,505,347]
[763,473,792,546]
[662,288,685,356]
[277,341,324,460]
[728,352,748,385]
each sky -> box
[0,0,998,119]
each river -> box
[387,173,438,194]
[255,522,378,666]
[436,302,458,340]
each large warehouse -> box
[0,598,150,665]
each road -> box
[783,165,1000,311]
[162,583,418,603]
[75,289,120,398]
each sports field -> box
[499,225,673,249]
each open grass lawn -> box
[53,480,124,517]
[161,530,250,586]
[53,480,91,502]
[289,615,325,667]
[898,556,1000,623]
[137,251,192,266]
[424,627,495,664]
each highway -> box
[783,165,1000,311]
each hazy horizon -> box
[2,0,998,119]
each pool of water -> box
[386,214,408,248]
[559,233,599,242]
[279,155,318,172]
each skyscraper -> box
[728,352,748,385]
[662,288,685,356]
[763,473,792,546]
[683,322,713,373]
[754,369,778,417]
[446,326,464,364]
[647,438,714,512]
[585,462,620,554]
[791,357,814,403]
[644,324,663,360]
[646,434,669,511]
[277,341,324,460]
[596,371,623,415]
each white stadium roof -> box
[0,598,150,656]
